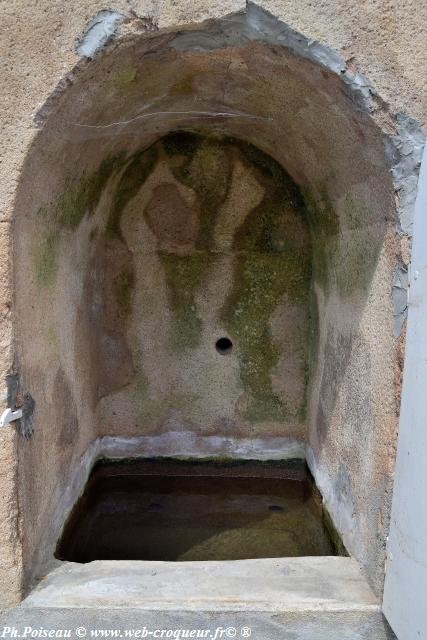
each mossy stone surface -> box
[34,232,57,287]
[160,252,212,351]
[303,190,382,298]
[35,132,316,433]
[221,143,311,422]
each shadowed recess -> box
[56,459,344,562]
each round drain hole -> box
[216,337,233,355]
[268,505,284,512]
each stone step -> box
[22,557,377,612]
[0,558,397,639]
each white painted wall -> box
[383,143,427,639]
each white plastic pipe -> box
[0,407,23,428]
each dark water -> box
[56,459,338,563]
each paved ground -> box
[0,607,396,639]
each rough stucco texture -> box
[0,0,425,609]
[12,16,397,600]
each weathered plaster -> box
[389,114,426,237]
[61,2,426,242]
[10,8,408,598]
[1,0,426,609]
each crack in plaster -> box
[169,2,426,242]
[73,110,271,129]
[67,3,425,240]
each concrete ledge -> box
[22,557,379,612]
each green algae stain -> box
[338,194,383,296]
[303,190,382,297]
[55,155,125,230]
[152,133,233,351]
[46,325,60,357]
[162,134,313,414]
[163,133,232,248]
[221,148,311,423]
[168,137,232,251]
[36,146,152,262]
[194,144,231,250]
[35,133,316,426]
[112,66,138,90]
[35,233,58,288]
[336,230,380,297]
[160,252,211,352]
[232,138,291,188]
[343,193,371,231]
[34,155,126,288]
[303,190,339,295]
[107,146,158,238]
[223,251,311,422]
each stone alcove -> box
[72,132,312,439]
[9,2,423,600]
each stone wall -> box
[0,0,425,607]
